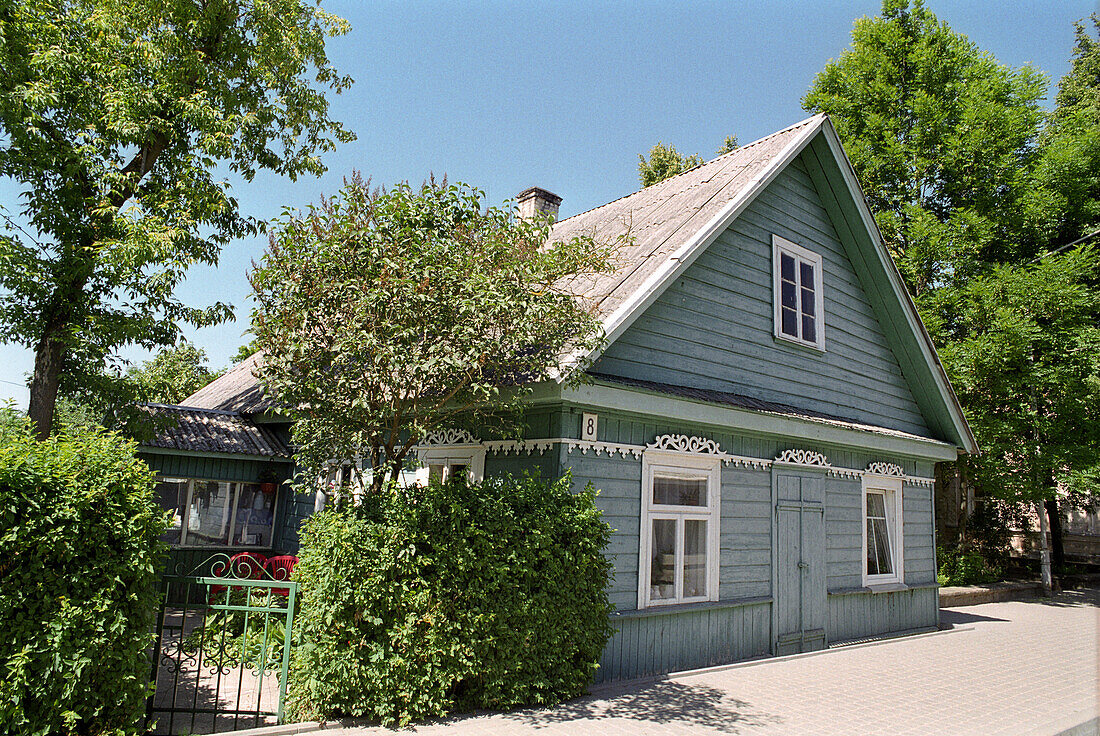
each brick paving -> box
[295,589,1100,736]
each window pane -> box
[802,314,817,344]
[867,492,887,519]
[866,518,880,576]
[428,464,445,481]
[156,479,189,545]
[800,286,815,317]
[187,481,233,546]
[781,280,797,309]
[683,519,707,598]
[780,252,795,282]
[450,463,468,481]
[872,518,893,575]
[232,483,275,547]
[781,307,798,336]
[653,476,707,507]
[799,261,815,289]
[650,519,677,600]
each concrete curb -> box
[939,580,1043,607]
[223,719,369,736]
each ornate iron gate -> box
[146,555,298,735]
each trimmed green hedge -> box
[288,472,614,727]
[0,413,167,736]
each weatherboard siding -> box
[594,154,930,437]
[827,586,939,643]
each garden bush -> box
[937,543,1001,586]
[287,472,614,727]
[0,412,167,736]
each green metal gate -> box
[146,556,298,735]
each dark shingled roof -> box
[590,373,939,444]
[138,403,290,457]
[182,351,273,414]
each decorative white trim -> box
[647,434,724,455]
[568,439,644,459]
[862,474,904,587]
[774,449,831,467]
[484,440,556,456]
[866,462,904,477]
[419,428,480,446]
[430,435,935,487]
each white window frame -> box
[638,451,721,609]
[772,234,826,351]
[862,474,904,587]
[415,445,486,485]
[158,477,276,549]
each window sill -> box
[864,581,908,594]
[619,596,772,618]
[772,333,826,355]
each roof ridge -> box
[140,401,242,418]
[551,114,824,230]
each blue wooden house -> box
[139,114,977,683]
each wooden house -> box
[139,114,977,683]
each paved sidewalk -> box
[289,589,1100,736]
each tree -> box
[637,135,739,188]
[638,142,702,187]
[249,175,619,494]
[803,0,1047,297]
[0,0,354,440]
[126,341,221,405]
[804,2,1100,588]
[230,338,260,365]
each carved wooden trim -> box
[419,428,480,446]
[774,449,831,467]
[646,434,724,455]
[866,462,904,477]
[484,440,555,456]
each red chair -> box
[209,552,269,601]
[265,555,298,597]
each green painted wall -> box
[593,153,930,437]
[597,599,772,683]
[827,585,939,643]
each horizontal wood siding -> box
[484,453,560,480]
[824,476,864,591]
[597,600,772,683]
[564,451,643,612]
[276,489,315,554]
[139,451,290,483]
[903,482,936,584]
[594,154,930,437]
[827,586,938,643]
[720,467,773,601]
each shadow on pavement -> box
[500,679,781,734]
[1031,587,1100,608]
[939,609,1009,627]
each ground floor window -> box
[415,445,486,485]
[862,474,903,585]
[156,478,276,548]
[639,452,721,608]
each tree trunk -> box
[1044,498,1065,569]
[27,331,66,441]
[1035,500,1053,596]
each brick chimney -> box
[516,187,562,222]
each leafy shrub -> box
[287,472,614,727]
[0,412,168,735]
[937,543,1001,586]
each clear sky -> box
[0,0,1095,407]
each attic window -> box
[772,235,825,351]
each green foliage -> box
[638,142,702,187]
[250,175,618,491]
[126,341,221,405]
[931,249,1100,500]
[0,0,354,436]
[286,473,614,728]
[0,410,168,735]
[717,135,739,155]
[803,0,1047,295]
[937,544,999,586]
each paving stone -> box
[282,589,1100,736]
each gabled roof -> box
[554,114,976,453]
[179,114,976,453]
[137,403,290,457]
[553,115,821,335]
[182,351,273,413]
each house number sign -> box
[582,413,598,441]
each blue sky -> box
[0,0,1095,407]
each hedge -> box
[287,472,614,727]
[0,413,167,735]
